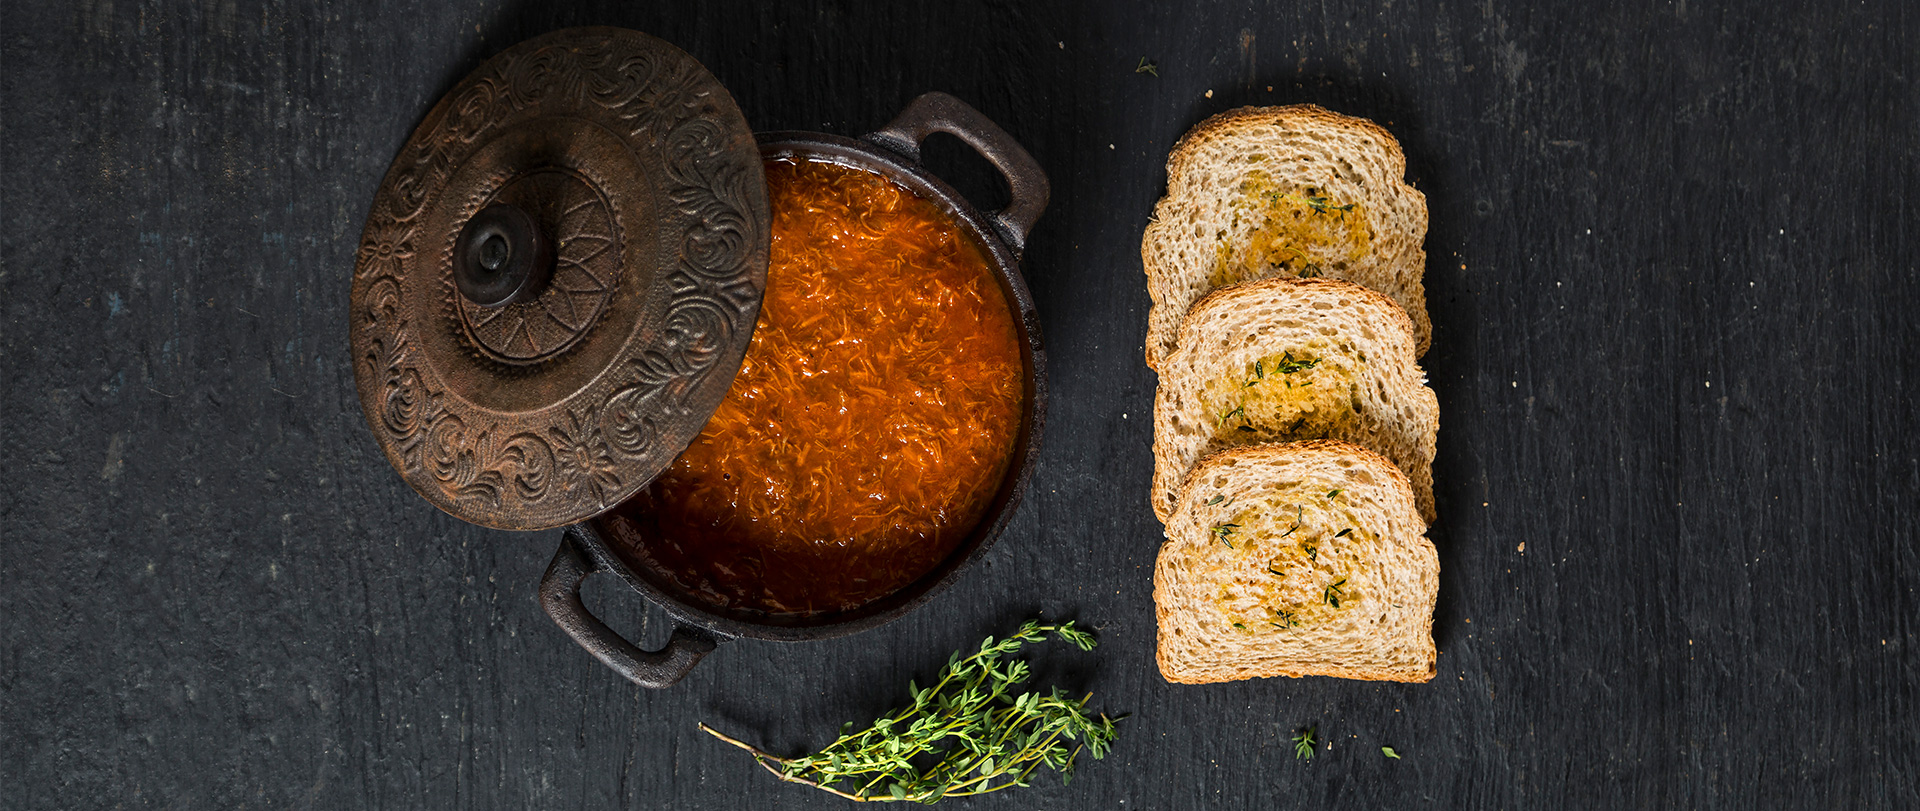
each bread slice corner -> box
[1154,440,1437,684]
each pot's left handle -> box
[539,526,719,688]
[863,92,1049,256]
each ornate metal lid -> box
[349,27,770,531]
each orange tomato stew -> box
[607,157,1026,617]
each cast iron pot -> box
[538,92,1049,689]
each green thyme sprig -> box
[700,621,1118,804]
[1245,353,1321,388]
[1293,726,1318,760]
[1271,351,1320,375]
[1279,505,1305,538]
[1323,578,1348,608]
[1244,358,1266,388]
[1301,194,1356,217]
[1211,523,1241,548]
[1258,188,1355,218]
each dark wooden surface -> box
[4,1,1916,808]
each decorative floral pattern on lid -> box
[348,27,770,530]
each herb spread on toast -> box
[1208,176,1372,288]
[1199,340,1369,447]
[1205,485,1372,633]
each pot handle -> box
[539,526,719,688]
[863,92,1050,255]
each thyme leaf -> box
[1272,351,1320,375]
[1324,578,1347,608]
[1211,523,1241,547]
[1279,505,1305,538]
[1293,726,1317,760]
[1301,194,1355,217]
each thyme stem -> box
[700,621,1118,803]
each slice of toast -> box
[1150,277,1437,524]
[1142,104,1428,369]
[1154,440,1438,684]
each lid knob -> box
[454,203,554,308]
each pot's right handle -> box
[539,526,718,689]
[863,92,1050,256]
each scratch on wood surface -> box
[100,431,128,481]
[1240,29,1256,89]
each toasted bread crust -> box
[1164,105,1409,185]
[1185,275,1419,343]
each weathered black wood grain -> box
[2,0,1915,808]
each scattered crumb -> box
[1266,85,1273,91]
[1205,89,1213,98]
[1517,542,1525,552]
